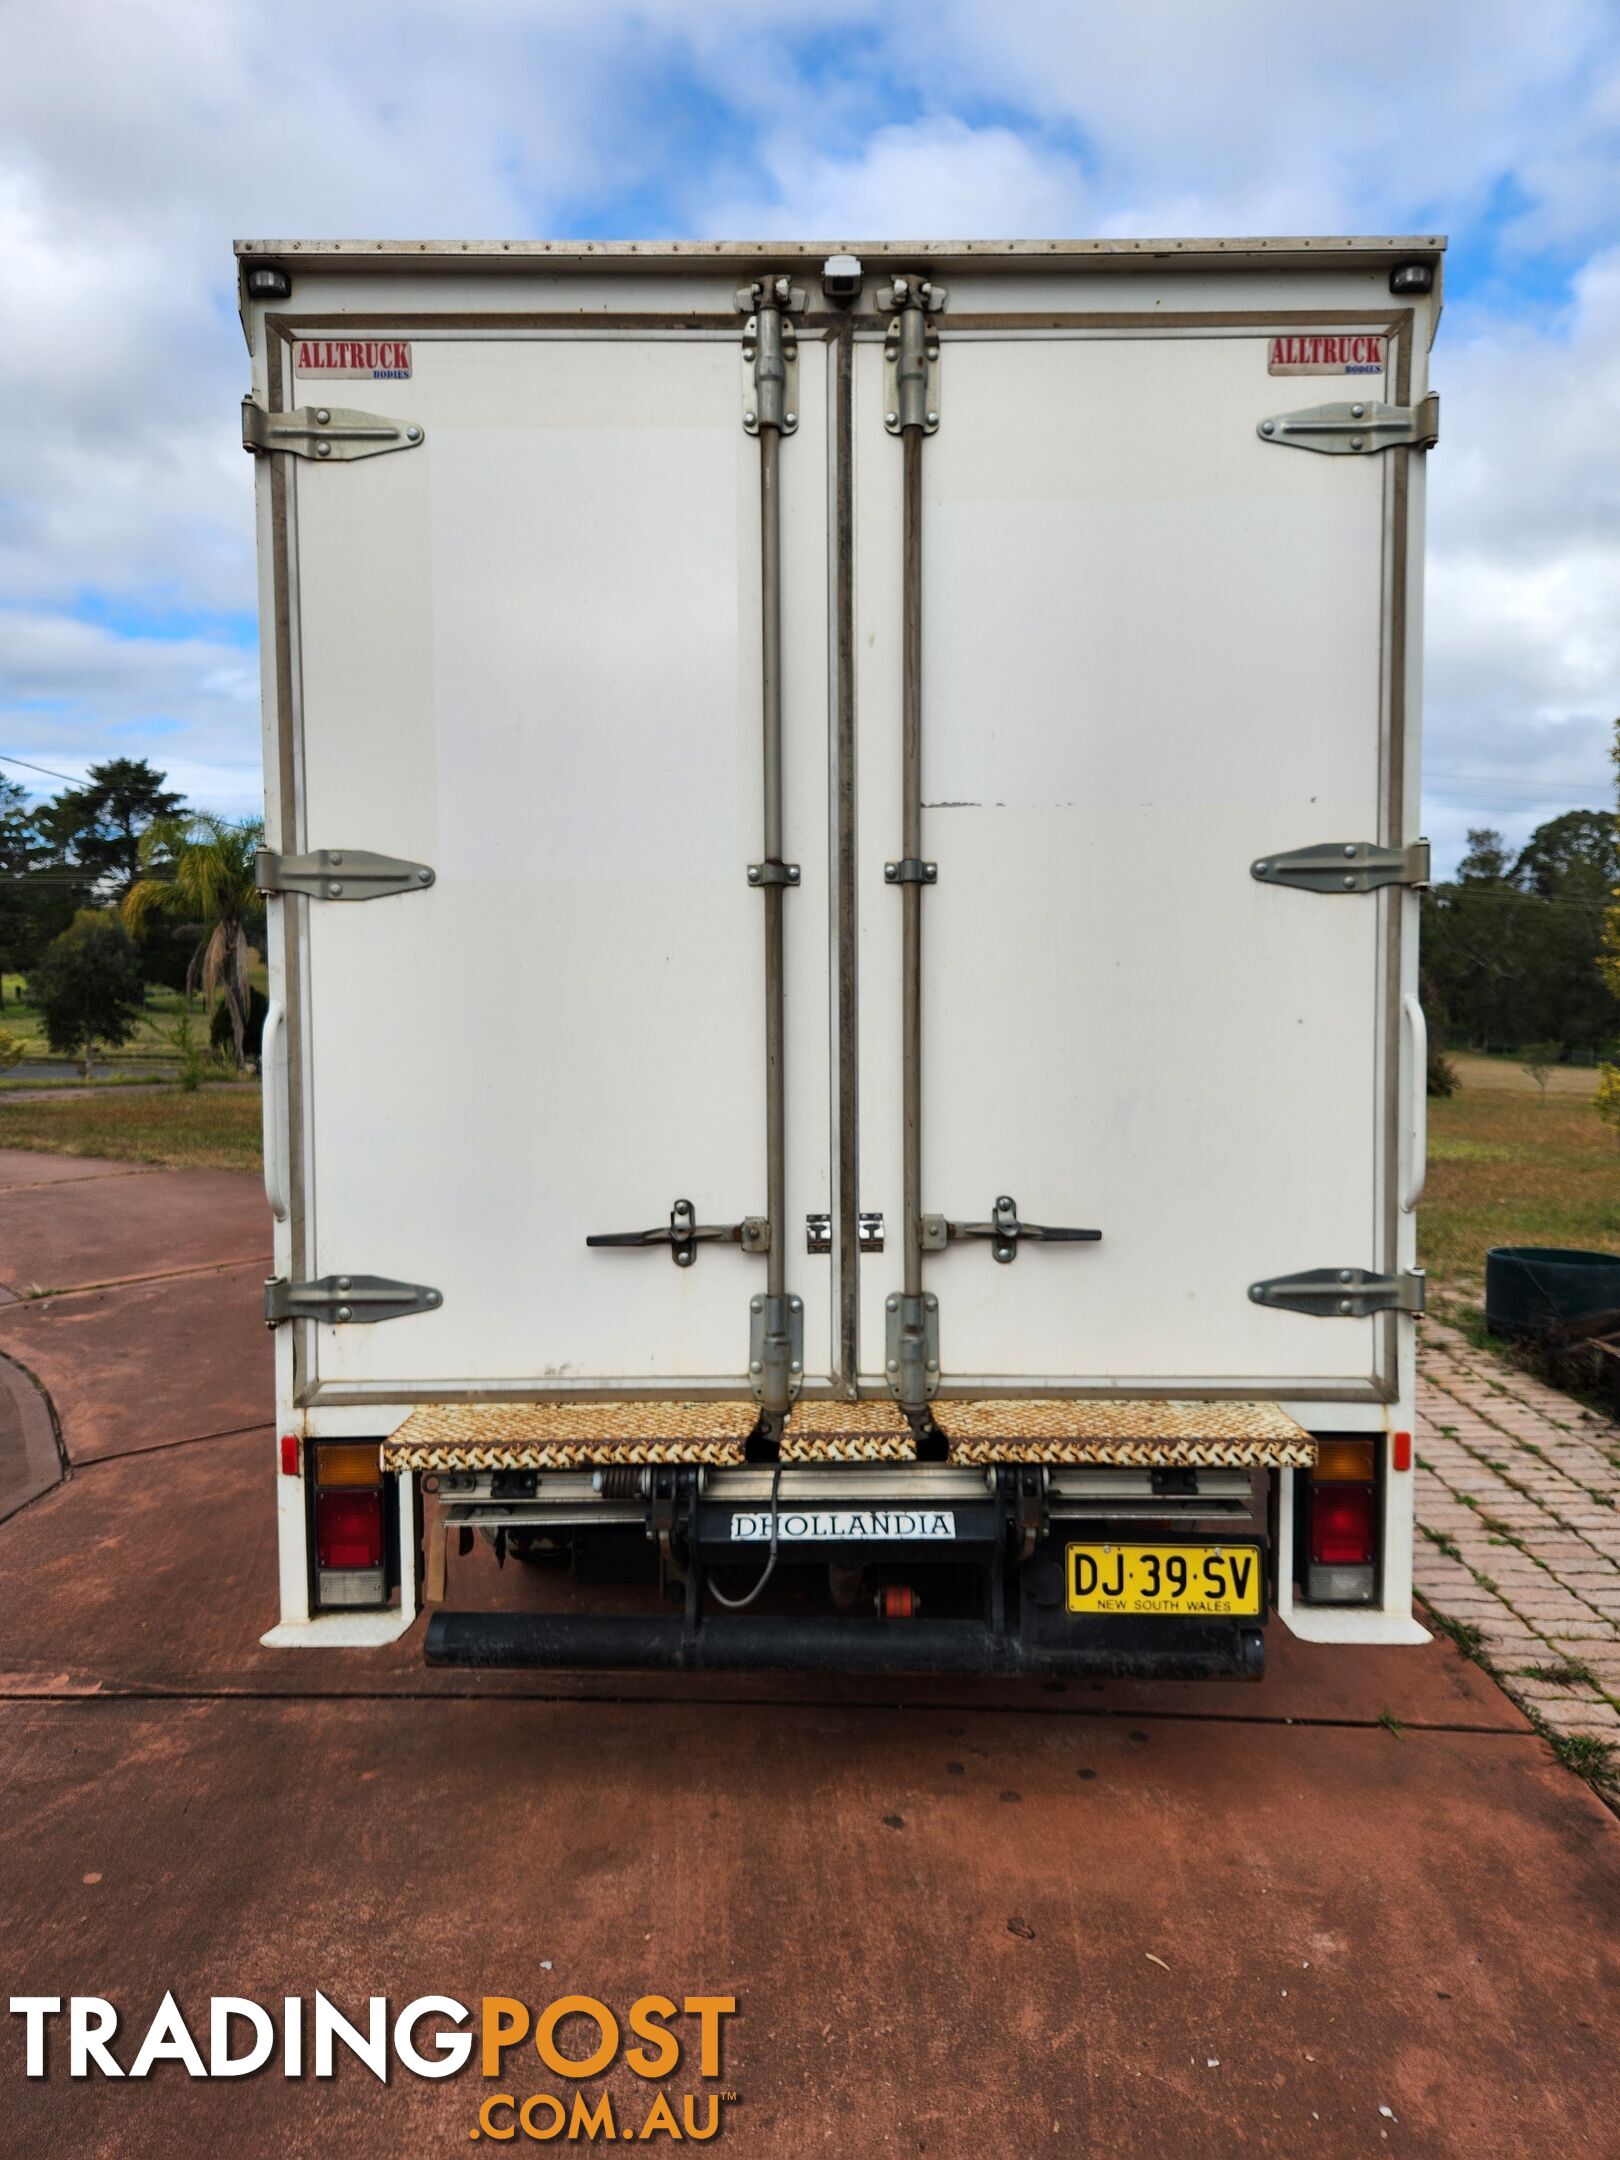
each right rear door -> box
[853,323,1405,1400]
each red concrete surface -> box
[0,1260,270,1464]
[1,1696,1615,2159]
[0,1151,149,1191]
[0,1151,1617,2158]
[0,1165,268,1296]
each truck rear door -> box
[275,326,832,1397]
[853,312,1420,1403]
[262,256,1425,1417]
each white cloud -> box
[700,118,1086,238]
[1420,247,1620,867]
[0,605,261,813]
[910,0,1613,242]
[0,0,1616,861]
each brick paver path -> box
[1417,1318,1620,1745]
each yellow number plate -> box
[1066,1542,1263,1617]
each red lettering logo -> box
[1269,331,1384,376]
[293,337,412,378]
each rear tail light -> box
[316,1489,384,1570]
[1304,1438,1378,1605]
[1310,1485,1375,1566]
[312,1444,389,1609]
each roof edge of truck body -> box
[236,233,1444,263]
[235,233,1447,345]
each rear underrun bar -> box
[424,1610,1266,1680]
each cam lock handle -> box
[920,1195,1102,1265]
[587,1198,770,1268]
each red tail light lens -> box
[316,1488,384,1570]
[1309,1483,1375,1567]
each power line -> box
[0,750,84,786]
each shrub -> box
[26,911,143,1079]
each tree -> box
[1601,720,1620,1010]
[1457,826,1516,884]
[1594,721,1620,1153]
[1595,1065,1620,1151]
[1420,969,1459,1097]
[209,982,268,1067]
[1516,807,1619,897]
[37,758,184,898]
[1519,1041,1560,1105]
[123,814,265,1070]
[26,911,144,1078]
[0,774,79,977]
[1423,809,1620,1058]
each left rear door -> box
[276,323,832,1397]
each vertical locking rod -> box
[891,288,939,1437]
[748,282,801,1425]
[901,418,923,1311]
[762,421,787,1338]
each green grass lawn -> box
[1422,1057,1619,1293]
[0,1084,263,1173]
[0,967,270,1069]
[0,974,194,1064]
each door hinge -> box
[737,277,805,436]
[256,848,436,900]
[265,1275,443,1326]
[587,1198,769,1267]
[886,1291,940,1402]
[920,1196,1103,1264]
[881,275,946,436]
[1256,392,1439,455]
[1251,840,1430,894]
[750,1292,804,1404]
[242,397,425,462]
[1248,1267,1426,1318]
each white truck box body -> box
[240,237,1440,1646]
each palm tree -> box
[123,814,265,1071]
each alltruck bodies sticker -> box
[1267,333,1385,376]
[293,338,412,379]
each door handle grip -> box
[1402,993,1427,1214]
[262,999,289,1224]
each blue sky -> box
[2,0,1618,875]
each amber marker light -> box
[315,1442,384,1487]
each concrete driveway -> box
[1,1148,1616,2158]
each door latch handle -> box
[588,1197,769,1268]
[920,1195,1102,1264]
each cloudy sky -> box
[2,0,1617,873]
